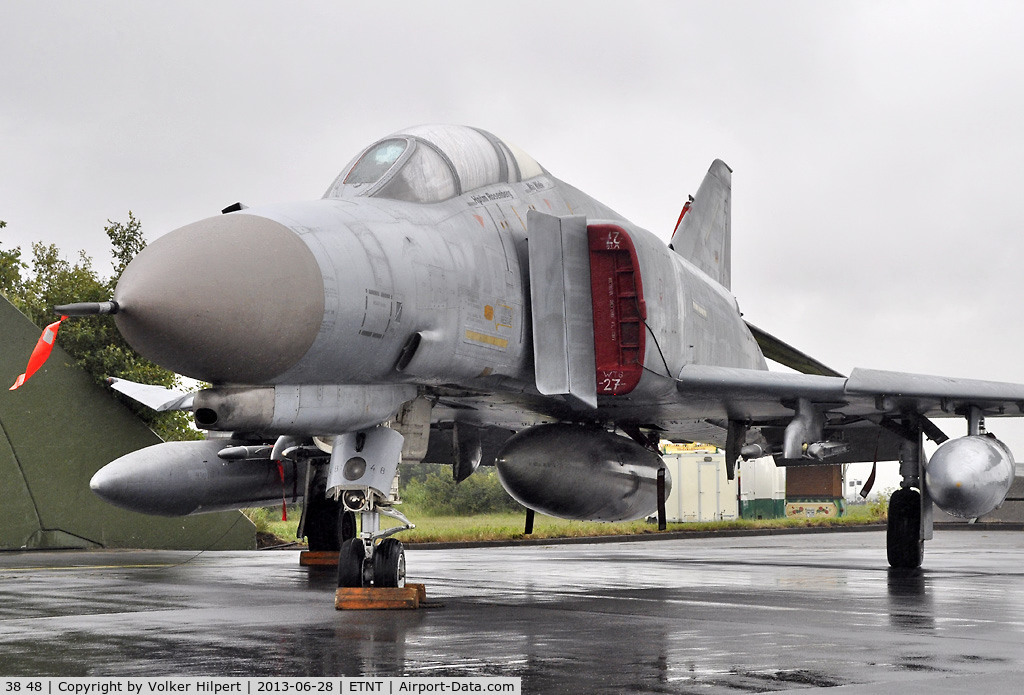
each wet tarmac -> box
[1,528,1024,693]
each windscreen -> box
[344,139,408,185]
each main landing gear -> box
[327,426,414,589]
[887,487,923,569]
[302,473,357,551]
[886,425,931,570]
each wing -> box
[107,377,194,412]
[674,364,1024,463]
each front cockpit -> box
[324,124,544,204]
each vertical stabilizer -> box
[670,159,732,289]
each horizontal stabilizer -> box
[744,322,844,377]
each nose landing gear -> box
[336,503,413,588]
[327,426,414,588]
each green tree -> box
[106,211,146,278]
[0,220,26,299]
[402,467,522,515]
[1,213,201,441]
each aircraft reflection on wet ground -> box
[1,529,1023,692]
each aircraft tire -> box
[373,538,406,588]
[303,479,341,551]
[306,499,358,551]
[337,538,366,588]
[887,487,924,569]
[341,510,357,542]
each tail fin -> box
[669,159,732,289]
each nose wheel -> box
[335,502,413,588]
[336,533,408,588]
[373,538,406,587]
[337,538,367,587]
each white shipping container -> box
[663,451,738,522]
[738,457,786,502]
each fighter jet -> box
[57,124,1024,586]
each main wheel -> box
[303,477,340,551]
[340,510,357,542]
[337,538,366,587]
[305,497,358,551]
[372,538,406,588]
[887,487,924,569]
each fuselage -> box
[112,125,766,435]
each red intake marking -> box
[588,224,645,395]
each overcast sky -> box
[4,1,1024,475]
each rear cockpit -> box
[324,124,544,204]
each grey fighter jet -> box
[63,124,1024,585]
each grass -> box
[242,506,303,547]
[245,501,887,547]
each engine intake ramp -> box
[527,211,597,409]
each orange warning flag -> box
[9,316,67,390]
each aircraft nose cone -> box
[114,214,324,384]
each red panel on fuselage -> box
[588,224,646,395]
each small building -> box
[785,465,846,518]
[738,456,786,520]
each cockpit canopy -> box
[324,124,544,204]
